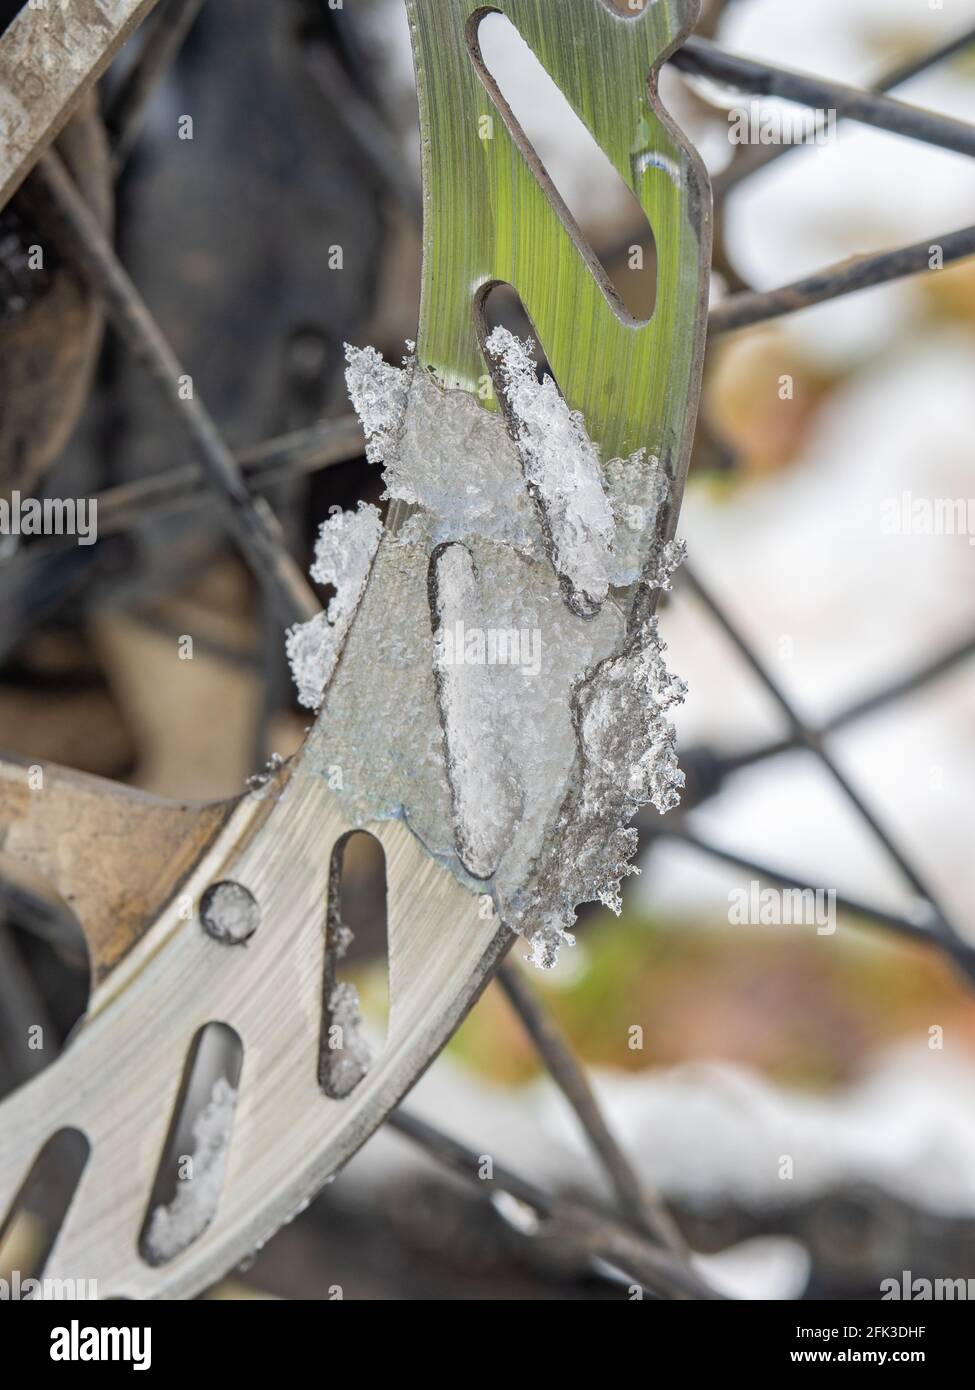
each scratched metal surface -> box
[408,0,711,486]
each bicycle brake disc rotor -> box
[0,0,709,1297]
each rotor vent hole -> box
[478,282,553,382]
[0,1127,90,1293]
[469,10,657,323]
[319,831,389,1100]
[138,1022,242,1266]
[200,881,260,945]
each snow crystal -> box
[245,751,285,798]
[603,450,673,586]
[634,150,682,185]
[286,502,383,710]
[485,326,616,616]
[144,1077,237,1263]
[490,1190,542,1236]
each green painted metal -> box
[406,0,711,487]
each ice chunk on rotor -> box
[430,539,624,884]
[285,502,382,710]
[431,543,511,879]
[343,337,672,585]
[347,342,543,551]
[484,326,617,617]
[509,610,687,970]
[292,334,686,968]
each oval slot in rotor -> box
[138,1022,242,1266]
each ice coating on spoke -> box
[144,1077,237,1263]
[485,326,615,615]
[295,337,687,968]
[286,502,382,710]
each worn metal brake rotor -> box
[0,0,709,1297]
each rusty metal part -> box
[0,758,233,987]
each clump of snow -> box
[321,982,373,1099]
[144,1077,237,1263]
[485,326,616,616]
[320,919,373,1099]
[514,608,686,970]
[344,343,412,464]
[200,881,260,945]
[299,335,687,967]
[345,335,671,583]
[286,502,383,710]
[347,343,543,550]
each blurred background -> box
[2,0,975,1299]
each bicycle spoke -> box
[710,225,975,334]
[704,629,975,782]
[497,961,687,1257]
[712,21,975,195]
[0,417,365,576]
[106,0,206,172]
[673,36,975,159]
[302,41,423,226]
[654,823,975,984]
[26,151,319,628]
[388,1108,722,1300]
[89,417,364,541]
[679,563,965,947]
